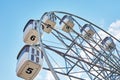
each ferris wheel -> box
[16,11,120,80]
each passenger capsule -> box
[23,19,41,45]
[81,24,95,40]
[16,45,43,80]
[101,37,116,52]
[59,15,74,32]
[41,12,56,33]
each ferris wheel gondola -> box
[81,24,95,40]
[16,45,43,80]
[41,12,56,33]
[59,15,74,32]
[23,19,40,45]
[101,36,116,52]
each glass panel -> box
[31,55,34,61]
[36,57,39,63]
[60,15,67,24]
[41,51,43,58]
[37,50,39,56]
[101,37,109,45]
[35,22,37,30]
[32,48,34,54]
[26,46,29,52]
[23,20,34,32]
[81,24,88,32]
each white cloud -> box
[34,74,42,80]
[98,20,120,40]
[109,20,120,29]
[108,20,120,40]
[45,71,55,80]
[98,30,108,39]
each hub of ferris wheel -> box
[16,11,120,80]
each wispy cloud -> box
[45,71,55,80]
[34,74,42,80]
[109,20,120,40]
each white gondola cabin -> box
[23,19,40,45]
[101,37,116,52]
[41,12,56,33]
[81,24,95,40]
[59,15,74,32]
[16,45,43,80]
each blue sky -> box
[0,0,120,80]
